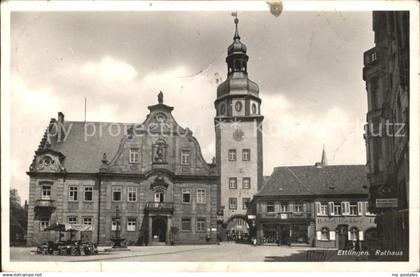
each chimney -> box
[56,112,65,142]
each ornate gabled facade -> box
[27,92,219,246]
[215,17,264,230]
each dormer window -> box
[129,148,139,164]
[181,149,191,165]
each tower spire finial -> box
[232,11,240,40]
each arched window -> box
[152,139,167,164]
[349,227,359,241]
[321,227,330,241]
[234,60,241,71]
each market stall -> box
[36,223,98,256]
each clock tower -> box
[215,17,264,224]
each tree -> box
[10,189,27,245]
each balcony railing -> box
[145,202,174,213]
[34,199,56,213]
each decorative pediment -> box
[35,149,65,173]
[150,174,169,191]
[127,92,187,137]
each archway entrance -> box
[364,228,379,250]
[225,215,250,242]
[152,217,167,243]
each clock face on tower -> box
[235,101,242,112]
[233,128,244,142]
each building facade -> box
[362,11,409,259]
[214,17,264,232]
[249,156,377,249]
[26,93,219,246]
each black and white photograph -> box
[1,0,419,273]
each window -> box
[294,203,303,213]
[349,203,358,216]
[341,202,350,215]
[111,219,120,231]
[333,203,341,216]
[127,218,136,231]
[280,203,288,212]
[319,204,327,216]
[197,189,206,204]
[129,148,139,163]
[69,186,78,201]
[267,202,275,213]
[83,217,92,225]
[321,227,330,241]
[229,177,237,189]
[84,186,93,201]
[228,149,237,161]
[40,217,50,231]
[349,227,359,241]
[243,198,251,210]
[42,186,51,200]
[242,177,251,189]
[196,218,205,232]
[316,202,328,216]
[68,216,77,224]
[364,202,375,216]
[371,52,377,62]
[112,187,122,202]
[181,150,191,165]
[182,189,191,203]
[154,191,164,203]
[181,218,191,231]
[242,149,251,161]
[127,187,137,202]
[229,198,237,210]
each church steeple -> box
[321,145,328,166]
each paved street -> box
[10,243,356,262]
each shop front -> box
[257,218,314,246]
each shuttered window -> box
[341,202,350,215]
[357,202,364,216]
[328,202,335,216]
[359,231,364,241]
[315,202,321,215]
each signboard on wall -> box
[376,198,398,208]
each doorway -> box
[152,216,167,243]
[337,224,348,249]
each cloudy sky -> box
[10,11,373,202]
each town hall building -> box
[26,93,219,246]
